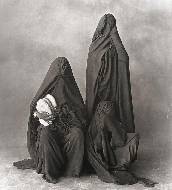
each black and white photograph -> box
[0,0,172,189]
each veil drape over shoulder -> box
[86,14,135,133]
[27,57,86,160]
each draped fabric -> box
[86,13,138,184]
[86,101,139,184]
[86,14,157,187]
[27,57,86,160]
[14,57,86,183]
[86,13,135,133]
[34,124,84,183]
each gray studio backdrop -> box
[0,0,172,165]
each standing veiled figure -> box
[86,14,156,187]
[14,57,86,183]
[86,13,134,133]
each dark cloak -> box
[13,57,86,182]
[86,101,139,184]
[86,13,135,133]
[27,57,86,160]
[86,14,157,187]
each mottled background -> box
[0,0,172,189]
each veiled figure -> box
[14,57,86,183]
[86,13,134,133]
[86,14,139,185]
[86,14,157,187]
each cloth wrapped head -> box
[34,94,57,126]
[92,13,116,42]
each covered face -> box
[28,57,86,159]
[30,57,72,112]
[86,13,135,132]
[92,13,116,42]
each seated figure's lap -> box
[38,126,84,149]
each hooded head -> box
[92,14,116,42]
[49,57,72,76]
[30,57,72,112]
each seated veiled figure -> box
[13,57,86,183]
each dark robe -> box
[86,14,157,187]
[14,57,86,183]
[87,101,139,184]
[27,57,86,160]
[86,13,134,133]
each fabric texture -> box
[86,101,139,184]
[86,13,135,133]
[27,57,86,160]
[35,125,84,183]
[86,14,157,187]
[14,57,86,183]
[34,94,57,126]
[86,13,138,184]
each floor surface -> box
[0,143,172,190]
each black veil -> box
[86,13,135,133]
[27,57,86,159]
